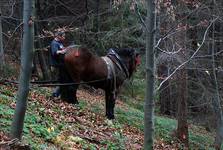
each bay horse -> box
[62,47,140,119]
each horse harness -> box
[102,49,130,98]
[102,56,117,97]
[107,49,130,78]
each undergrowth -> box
[0,84,216,149]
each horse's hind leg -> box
[105,91,115,120]
[72,84,79,104]
[60,84,79,104]
[60,67,79,104]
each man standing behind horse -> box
[50,31,67,98]
[49,30,77,104]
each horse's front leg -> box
[105,90,116,120]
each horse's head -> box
[113,48,140,78]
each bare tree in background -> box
[176,3,189,146]
[34,0,51,80]
[210,10,223,150]
[11,0,34,139]
[211,26,223,149]
[176,67,189,147]
[0,5,4,68]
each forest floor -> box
[0,82,185,150]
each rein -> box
[0,78,107,87]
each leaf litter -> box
[0,83,179,149]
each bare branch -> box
[156,17,219,92]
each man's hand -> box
[57,49,67,54]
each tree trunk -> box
[158,64,171,115]
[95,0,100,41]
[175,3,189,146]
[211,21,223,150]
[212,93,223,150]
[38,50,51,80]
[176,68,189,147]
[0,6,5,68]
[109,0,113,13]
[11,0,34,140]
[144,0,155,149]
[35,0,51,80]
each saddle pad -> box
[101,56,115,80]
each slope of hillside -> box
[0,83,214,149]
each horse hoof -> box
[69,100,79,105]
[105,119,114,126]
[73,101,79,105]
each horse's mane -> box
[112,48,135,57]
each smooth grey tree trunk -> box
[0,6,5,68]
[144,0,155,149]
[11,0,34,140]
